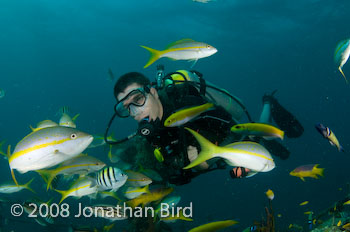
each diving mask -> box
[115,87,150,118]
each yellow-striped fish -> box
[141,39,217,68]
[54,177,98,204]
[188,220,238,232]
[0,178,35,194]
[7,126,93,185]
[334,38,350,84]
[231,123,284,140]
[183,128,275,173]
[164,103,214,127]
[125,170,152,187]
[124,185,150,199]
[37,153,105,190]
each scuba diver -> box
[104,66,304,184]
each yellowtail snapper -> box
[231,123,284,140]
[0,178,35,194]
[141,39,217,68]
[183,128,275,173]
[37,153,106,190]
[164,103,214,127]
[7,126,93,185]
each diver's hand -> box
[187,146,209,170]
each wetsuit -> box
[138,81,236,185]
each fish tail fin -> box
[54,189,68,204]
[339,67,349,84]
[144,185,150,194]
[316,167,325,177]
[280,130,285,140]
[140,45,162,68]
[183,127,218,169]
[339,145,345,153]
[36,169,56,191]
[101,191,122,201]
[24,178,36,194]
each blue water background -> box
[1,0,350,231]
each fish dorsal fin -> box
[165,39,196,49]
[326,127,331,137]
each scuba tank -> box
[159,69,252,122]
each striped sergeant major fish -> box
[96,167,128,191]
[315,123,344,152]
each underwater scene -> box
[1,0,350,231]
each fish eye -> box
[235,126,241,129]
[206,45,211,49]
[70,133,77,139]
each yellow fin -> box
[36,169,57,191]
[29,125,36,132]
[316,167,324,177]
[140,45,162,68]
[54,189,68,204]
[108,145,113,161]
[183,128,217,169]
[339,67,349,84]
[24,178,36,194]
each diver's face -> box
[117,83,163,122]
